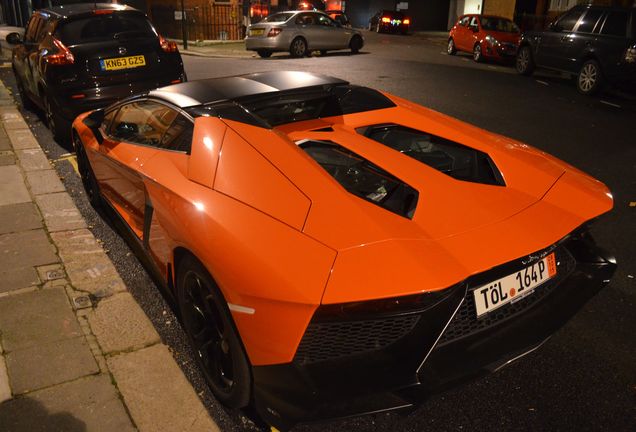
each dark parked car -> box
[9,3,185,140]
[516,5,636,95]
[369,10,410,34]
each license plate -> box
[249,29,264,36]
[473,253,557,318]
[100,55,146,71]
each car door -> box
[536,7,585,70]
[315,13,348,49]
[559,8,605,73]
[294,13,319,48]
[92,99,177,239]
[14,13,43,98]
[454,16,471,51]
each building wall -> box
[409,0,452,30]
[346,0,393,28]
[484,0,516,19]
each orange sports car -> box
[72,71,616,431]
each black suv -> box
[516,5,635,95]
[10,3,185,140]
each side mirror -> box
[6,32,22,45]
[83,109,104,129]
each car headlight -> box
[485,35,499,46]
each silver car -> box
[245,11,364,58]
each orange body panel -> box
[72,85,612,366]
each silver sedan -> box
[245,11,364,58]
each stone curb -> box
[0,82,218,431]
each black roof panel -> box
[41,3,138,18]
[149,71,349,108]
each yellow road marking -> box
[55,154,79,175]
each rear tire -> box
[290,37,307,58]
[257,49,272,58]
[576,59,603,95]
[177,256,251,408]
[516,45,535,76]
[15,75,35,111]
[350,35,363,54]
[43,93,67,142]
[447,38,457,55]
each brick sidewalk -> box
[0,81,219,431]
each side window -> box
[576,9,604,33]
[557,8,585,32]
[459,16,470,26]
[100,108,118,135]
[110,100,175,147]
[34,16,52,43]
[316,14,334,27]
[469,17,479,28]
[160,114,193,153]
[296,13,314,25]
[600,11,629,37]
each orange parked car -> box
[448,14,521,62]
[72,71,616,431]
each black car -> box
[9,3,185,140]
[516,5,636,95]
[369,10,410,34]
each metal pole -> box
[181,0,187,50]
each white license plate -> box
[473,253,557,318]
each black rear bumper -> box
[252,228,616,431]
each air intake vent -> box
[311,126,335,132]
[357,124,505,186]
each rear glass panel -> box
[360,124,505,186]
[56,13,155,45]
[557,8,584,32]
[262,13,295,23]
[237,85,396,127]
[300,140,418,219]
[601,10,629,37]
[480,17,519,33]
[577,9,604,33]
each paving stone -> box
[0,374,135,432]
[108,344,220,432]
[25,169,65,195]
[0,355,10,403]
[88,293,160,354]
[6,336,99,394]
[51,229,125,296]
[0,152,14,165]
[7,129,38,150]
[0,288,81,352]
[3,117,29,131]
[0,229,57,294]
[0,202,42,234]
[0,165,30,206]
[16,148,50,171]
[35,192,86,232]
[0,134,10,151]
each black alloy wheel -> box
[516,45,535,75]
[177,256,251,408]
[73,133,101,208]
[290,37,308,58]
[473,43,483,62]
[43,93,65,141]
[257,49,272,58]
[350,35,363,54]
[447,38,457,55]
[577,60,603,95]
[15,75,35,110]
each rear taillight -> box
[159,35,178,53]
[625,47,636,63]
[267,28,282,37]
[403,18,410,25]
[93,9,114,15]
[381,16,391,23]
[45,38,74,66]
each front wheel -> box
[447,38,457,55]
[290,37,307,58]
[577,60,603,95]
[177,256,251,408]
[516,45,535,76]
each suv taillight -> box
[625,47,636,63]
[267,28,282,37]
[381,16,391,23]
[159,35,178,53]
[45,38,74,66]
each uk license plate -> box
[100,55,146,71]
[249,28,264,36]
[473,253,557,317]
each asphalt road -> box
[2,30,635,432]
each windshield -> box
[56,13,155,45]
[480,17,519,33]
[262,13,294,23]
